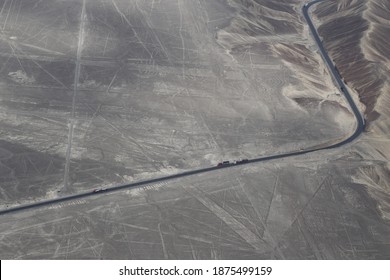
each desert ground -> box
[0,0,389,259]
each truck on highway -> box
[93,188,108,193]
[235,159,249,164]
[217,161,230,167]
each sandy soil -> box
[0,0,354,204]
[0,0,389,259]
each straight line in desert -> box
[63,0,87,191]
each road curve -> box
[302,0,365,147]
[0,0,365,216]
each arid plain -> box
[0,0,389,259]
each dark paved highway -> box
[0,0,365,216]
